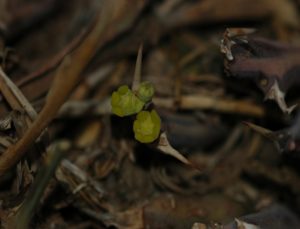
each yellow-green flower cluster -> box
[137,82,154,103]
[111,85,144,117]
[111,82,161,143]
[133,110,161,143]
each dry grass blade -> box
[0,67,37,121]
[154,95,265,117]
[11,141,71,229]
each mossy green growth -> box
[133,110,161,143]
[137,81,155,103]
[111,85,144,117]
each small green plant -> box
[110,46,192,165]
[110,81,161,143]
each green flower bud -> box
[133,110,161,143]
[111,85,144,117]
[137,81,155,103]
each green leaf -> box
[133,110,161,143]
